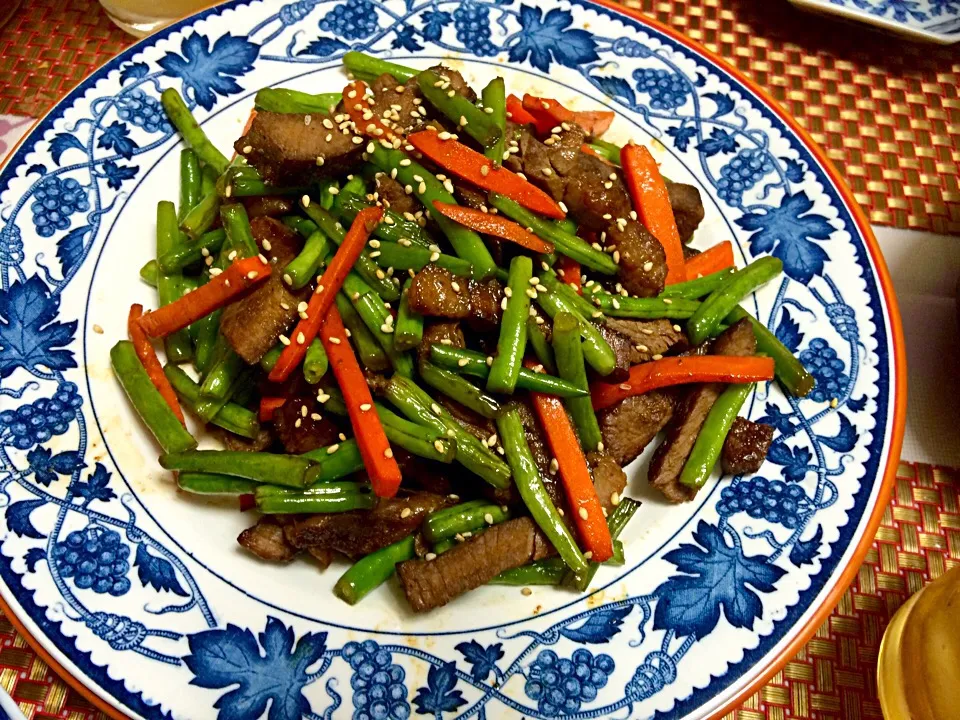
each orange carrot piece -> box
[591,355,775,411]
[522,95,615,136]
[268,207,383,383]
[138,256,270,338]
[259,397,286,422]
[432,201,554,254]
[127,304,185,425]
[530,388,613,562]
[621,144,686,286]
[685,241,734,278]
[406,130,565,219]
[555,256,582,293]
[506,94,538,126]
[321,305,402,497]
[342,80,401,145]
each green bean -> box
[200,336,245,399]
[565,497,640,590]
[317,179,339,210]
[254,480,370,498]
[481,77,506,166]
[556,218,579,236]
[341,274,414,376]
[164,365,260,439]
[157,229,226,273]
[343,51,418,83]
[541,271,603,320]
[424,502,510,544]
[591,291,701,320]
[191,306,221,374]
[156,201,193,363]
[334,193,433,248]
[282,215,318,239]
[488,256,532,394]
[680,382,754,489]
[335,535,416,605]
[426,499,490,523]
[526,318,556,375]
[385,375,511,488]
[419,360,500,419]
[284,230,330,289]
[179,149,202,221]
[201,164,217,194]
[553,312,602,452]
[725,307,814,396]
[177,472,259,496]
[367,145,497,279]
[417,70,501,148]
[302,340,329,384]
[687,257,783,345]
[160,89,229,174]
[257,489,376,514]
[258,345,281,373]
[180,186,221,240]
[110,341,197,454]
[140,260,158,287]
[254,88,341,114]
[301,201,401,301]
[376,403,456,463]
[373,242,473,277]
[218,166,300,198]
[498,407,588,576]
[394,280,424,352]
[302,440,365,482]
[159,450,319,488]
[535,285,615,376]
[219,203,259,259]
[586,139,621,166]
[660,267,737,300]
[489,194,617,275]
[428,345,588,398]
[491,558,567,586]
[335,293,390,372]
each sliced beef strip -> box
[417,320,465,365]
[220,216,307,364]
[397,517,552,612]
[242,195,295,218]
[369,73,426,136]
[587,452,628,515]
[407,264,470,319]
[598,392,674,466]
[238,518,298,563]
[375,173,418,216]
[515,401,553,479]
[466,277,503,332]
[428,65,477,102]
[236,110,362,187]
[722,418,774,475]
[648,319,756,503]
[605,219,667,298]
[394,448,456,496]
[286,492,454,558]
[604,318,689,364]
[274,393,343,454]
[597,323,632,382]
[306,547,334,569]
[211,426,274,453]
[666,181,705,242]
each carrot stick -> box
[259,397,286,422]
[138,256,270,338]
[555,256,581,293]
[590,355,775,411]
[521,95,614,136]
[685,241,734,278]
[621,143,686,286]
[268,207,383,383]
[320,305,401,497]
[431,201,554,253]
[506,94,538,126]
[127,304,185,425]
[529,384,613,562]
[406,130,565,219]
[342,80,402,145]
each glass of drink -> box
[98,0,213,37]
[878,564,960,720]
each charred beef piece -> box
[722,418,774,475]
[211,426,274,452]
[286,492,454,558]
[605,220,668,297]
[220,217,307,363]
[604,318,689,364]
[597,324,632,382]
[408,264,470,318]
[428,64,477,102]
[397,517,553,612]
[369,73,426,136]
[598,392,674,466]
[306,547,334,569]
[417,320,465,365]
[467,277,503,332]
[587,452,628,515]
[375,173,418,216]
[394,448,456,496]
[648,319,756,503]
[238,518,298,563]
[454,185,488,210]
[438,395,496,443]
[236,111,362,187]
[242,195,295,218]
[666,181,705,242]
[274,393,342,454]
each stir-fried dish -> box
[114,52,814,612]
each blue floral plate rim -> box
[786,0,960,43]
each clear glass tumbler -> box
[98,0,212,37]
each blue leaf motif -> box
[57,225,90,277]
[69,463,117,504]
[298,36,350,58]
[120,62,149,84]
[735,191,835,284]
[559,605,631,644]
[817,413,857,452]
[654,522,786,637]
[848,395,867,412]
[27,447,84,486]
[392,26,423,52]
[184,617,326,720]
[134,544,187,596]
[0,276,77,379]
[49,133,85,165]
[158,33,259,111]
[420,10,451,41]
[758,403,796,434]
[97,122,138,159]
[782,157,805,183]
[455,640,503,682]
[508,5,600,73]
[789,525,823,566]
[25,547,46,572]
[26,164,47,176]
[101,160,138,190]
[592,75,635,106]
[697,128,739,157]
[666,124,697,152]
[767,443,813,481]
[413,661,465,715]
[705,92,735,118]
[7,499,46,539]
[775,308,804,353]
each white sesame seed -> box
[521,587,532,596]
[643,261,654,272]
[425,552,437,561]
[487,433,497,447]
[384,448,394,459]
[327,444,339,454]
[360,403,371,411]
[484,513,494,525]
[458,358,469,367]
[294,418,302,428]
[434,439,445,453]
[663,298,673,305]
[279,334,291,346]
[401,507,412,519]
[584,551,593,560]
[610,491,621,506]
[329,336,341,344]
[431,403,442,415]
[451,281,461,292]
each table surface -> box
[0,0,958,718]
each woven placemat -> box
[0,460,953,719]
[0,0,958,234]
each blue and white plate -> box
[0,1,905,718]
[787,0,960,43]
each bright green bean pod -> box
[302,340,329,384]
[341,274,414,376]
[218,166,301,198]
[140,260,158,287]
[343,51,418,83]
[376,404,456,463]
[417,70,501,148]
[687,257,783,345]
[660,267,737,300]
[157,229,226,273]
[317,179,339,210]
[535,285,615,376]
[177,473,259,496]
[565,497,640,590]
[491,557,567,586]
[497,408,588,576]
[553,312,602,452]
[424,502,510,544]
[335,192,433,247]
[394,280,424,352]
[284,230,331,290]
[282,215,318,239]
[191,306,221,375]
[367,145,497,279]
[254,480,371,499]
[180,186,221,240]
[335,293,390,372]
[373,242,473,277]
[481,76,506,166]
[489,194,617,275]
[161,88,229,174]
[591,291,701,320]
[257,490,376,514]
[259,344,282,372]
[200,339,245,400]
[428,345,588,398]
[586,140,621,166]
[541,271,603,320]
[725,307,814,397]
[254,88,341,114]
[335,535,417,605]
[488,255,532,394]
[426,499,489,523]
[159,450,318,488]
[219,203,259,259]
[110,341,198,454]
[419,360,500,419]
[680,382,755,489]
[164,365,260,439]
[302,440,365,482]
[179,149,202,221]
[155,201,193,363]
[526,318,556,375]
